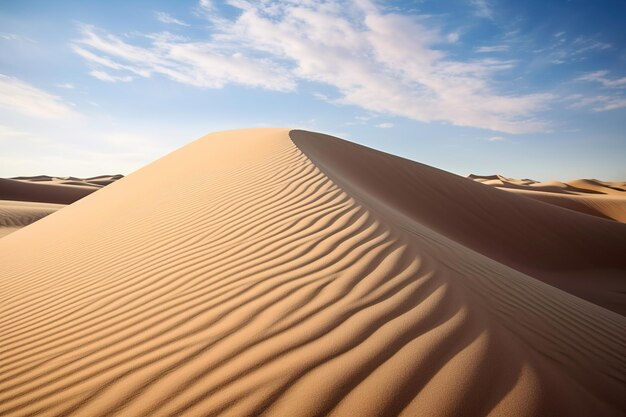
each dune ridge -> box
[0,129,624,416]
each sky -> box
[1,0,625,180]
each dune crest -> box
[0,129,624,416]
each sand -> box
[470,174,626,223]
[0,175,122,237]
[0,129,624,416]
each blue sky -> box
[1,0,625,180]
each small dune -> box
[0,129,624,416]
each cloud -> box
[470,0,493,18]
[155,11,189,26]
[73,24,296,91]
[487,136,504,141]
[566,94,626,112]
[570,37,611,56]
[475,45,509,53]
[578,70,626,89]
[56,82,75,89]
[0,33,35,43]
[539,35,612,65]
[573,70,626,111]
[0,74,79,119]
[72,1,553,133]
[376,122,394,128]
[89,70,134,82]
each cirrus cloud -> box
[72,0,554,134]
[0,74,79,119]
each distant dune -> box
[0,175,122,237]
[0,129,624,416]
[469,174,626,223]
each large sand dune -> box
[0,129,624,416]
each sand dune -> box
[0,175,122,237]
[469,174,626,195]
[0,175,123,204]
[470,174,626,223]
[0,129,624,416]
[0,200,64,238]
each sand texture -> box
[0,129,624,416]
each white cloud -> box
[155,11,189,27]
[578,70,626,89]
[72,1,552,133]
[566,94,626,112]
[376,122,394,128]
[73,24,296,91]
[475,45,509,53]
[89,70,134,83]
[0,74,79,119]
[536,35,612,66]
[570,37,611,56]
[487,136,504,141]
[56,82,75,89]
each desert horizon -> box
[2,140,626,239]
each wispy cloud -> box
[537,35,611,65]
[89,70,134,83]
[155,11,189,27]
[578,70,626,89]
[572,70,626,112]
[0,74,79,119]
[72,1,553,133]
[475,45,509,53]
[570,36,611,56]
[566,94,626,112]
[73,24,296,91]
[55,82,75,89]
[0,33,35,43]
[487,136,505,141]
[376,122,394,128]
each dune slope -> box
[0,129,624,417]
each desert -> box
[1,129,624,416]
[2,0,625,415]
